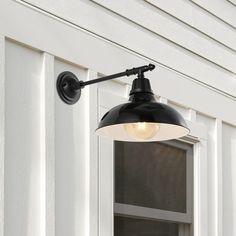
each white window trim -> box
[114,203,191,224]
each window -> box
[114,140,193,236]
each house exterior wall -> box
[0,1,235,236]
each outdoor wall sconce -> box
[57,64,189,141]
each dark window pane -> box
[115,141,188,213]
[114,216,178,236]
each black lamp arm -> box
[57,63,155,105]
[79,63,155,88]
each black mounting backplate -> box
[56,71,81,105]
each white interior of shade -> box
[96,122,189,142]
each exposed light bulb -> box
[124,122,160,140]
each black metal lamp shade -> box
[96,101,189,142]
[96,78,189,142]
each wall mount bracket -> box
[56,64,155,105]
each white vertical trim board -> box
[0,35,5,236]
[188,108,196,236]
[231,138,236,236]
[188,109,196,123]
[41,53,55,236]
[98,105,114,236]
[214,119,223,236]
[84,69,99,236]
[194,140,208,236]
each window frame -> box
[114,140,193,224]
[114,140,193,236]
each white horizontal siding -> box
[147,0,236,50]
[11,0,236,98]
[228,0,236,6]
[191,0,236,28]
[93,0,236,72]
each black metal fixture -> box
[57,64,189,141]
